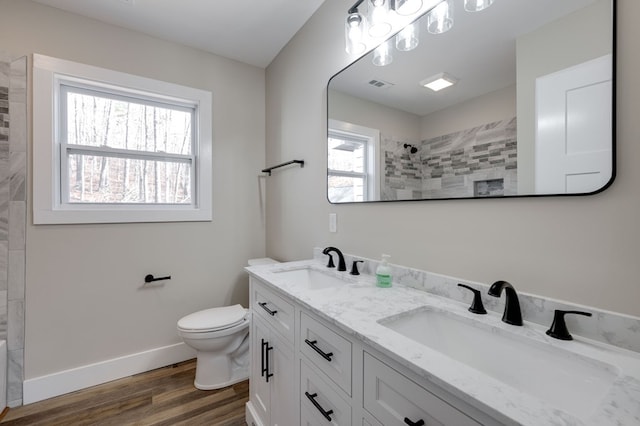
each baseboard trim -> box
[23,342,196,404]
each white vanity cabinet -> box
[247,276,497,426]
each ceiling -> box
[32,0,326,68]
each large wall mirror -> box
[327,0,615,203]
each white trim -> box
[23,342,196,404]
[32,53,213,224]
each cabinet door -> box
[250,315,271,426]
[269,331,296,426]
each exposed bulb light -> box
[427,0,454,34]
[367,0,392,38]
[345,12,366,54]
[393,0,423,16]
[464,0,494,12]
[420,72,458,91]
[372,40,393,66]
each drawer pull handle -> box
[258,302,278,316]
[305,392,334,422]
[404,418,425,426]
[265,342,274,382]
[304,339,334,362]
[260,339,267,378]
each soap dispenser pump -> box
[376,255,392,288]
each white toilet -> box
[178,304,249,390]
[177,258,278,390]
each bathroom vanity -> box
[244,251,640,426]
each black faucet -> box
[457,283,487,315]
[350,260,364,275]
[322,247,346,271]
[488,280,523,326]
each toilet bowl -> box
[178,257,279,390]
[178,304,250,390]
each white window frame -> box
[328,119,380,202]
[33,54,212,224]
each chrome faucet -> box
[488,280,523,326]
[322,247,346,271]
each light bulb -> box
[345,13,366,54]
[368,0,392,38]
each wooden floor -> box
[0,359,248,425]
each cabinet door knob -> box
[404,418,425,426]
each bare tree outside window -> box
[65,89,193,204]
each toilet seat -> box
[178,304,247,333]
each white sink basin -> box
[379,307,619,419]
[272,267,347,290]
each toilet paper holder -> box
[144,274,171,283]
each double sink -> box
[270,265,627,422]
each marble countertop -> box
[246,259,640,426]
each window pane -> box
[328,175,365,203]
[328,137,365,173]
[67,154,192,204]
[65,89,192,155]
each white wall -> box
[0,0,266,380]
[419,85,516,140]
[328,90,421,141]
[266,0,640,318]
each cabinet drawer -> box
[300,312,352,395]
[363,352,481,426]
[252,279,295,343]
[301,359,351,425]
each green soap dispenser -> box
[376,254,392,288]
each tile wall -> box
[381,117,517,199]
[421,117,518,198]
[381,135,421,200]
[0,53,27,407]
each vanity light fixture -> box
[420,72,458,91]
[344,0,487,63]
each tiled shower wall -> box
[381,118,517,199]
[381,135,421,200]
[422,117,517,198]
[0,53,27,408]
